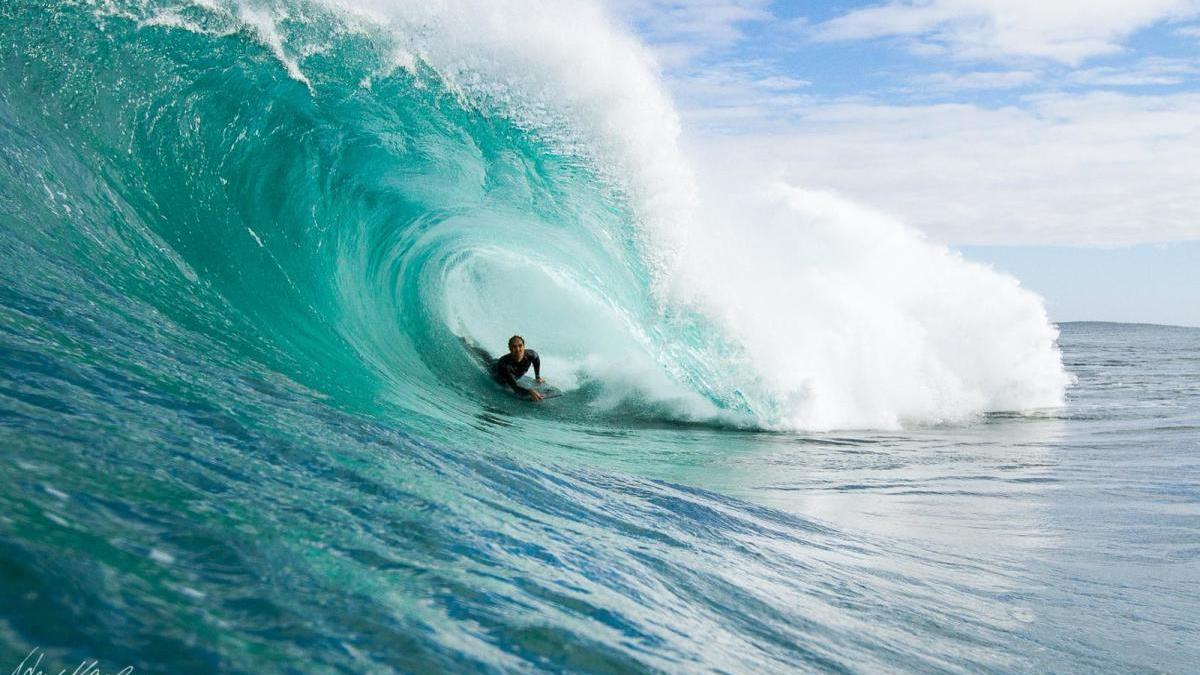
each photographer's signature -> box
[10,647,133,675]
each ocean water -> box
[2,1,1197,672]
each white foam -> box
[673,161,1070,430]
[237,5,313,89]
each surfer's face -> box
[509,340,525,360]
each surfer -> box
[494,335,545,401]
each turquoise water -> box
[2,1,1197,672]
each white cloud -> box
[603,0,773,66]
[666,59,818,131]
[1177,23,1200,37]
[685,92,1200,246]
[814,0,1200,64]
[1068,57,1200,86]
[753,74,812,91]
[596,0,1200,247]
[917,69,1040,91]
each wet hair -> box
[508,335,525,348]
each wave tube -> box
[0,0,1068,433]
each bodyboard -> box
[459,337,561,400]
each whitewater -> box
[1,0,1196,672]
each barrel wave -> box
[0,0,1086,671]
[0,0,1068,433]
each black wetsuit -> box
[494,350,540,396]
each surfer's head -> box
[508,335,525,360]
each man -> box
[494,335,545,401]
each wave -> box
[0,0,1068,433]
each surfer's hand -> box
[529,390,544,402]
[535,377,545,384]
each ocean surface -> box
[2,1,1197,672]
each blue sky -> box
[605,0,1200,326]
[964,241,1200,326]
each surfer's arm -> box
[499,368,531,396]
[531,350,543,382]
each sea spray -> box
[673,163,1070,429]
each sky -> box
[603,0,1200,326]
